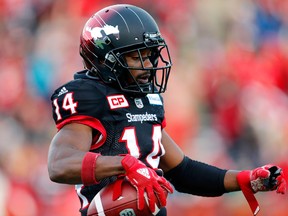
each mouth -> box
[136,72,151,84]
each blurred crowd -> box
[1,0,288,215]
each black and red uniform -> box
[51,70,167,214]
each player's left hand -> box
[237,164,286,215]
[252,165,286,193]
[238,164,286,193]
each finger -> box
[276,176,286,194]
[157,176,173,193]
[137,188,145,211]
[145,186,156,213]
[159,183,173,194]
[150,172,172,194]
[255,168,270,179]
[153,185,167,207]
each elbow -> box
[48,170,60,183]
[48,159,79,184]
[48,162,66,183]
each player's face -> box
[124,49,153,84]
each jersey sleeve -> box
[50,79,107,148]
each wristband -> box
[81,152,101,186]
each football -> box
[87,179,162,216]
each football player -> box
[48,4,286,216]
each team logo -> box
[107,95,129,109]
[119,209,136,216]
[85,25,119,49]
[134,98,144,109]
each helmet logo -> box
[85,25,119,49]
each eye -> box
[131,56,140,61]
[128,55,151,62]
[142,56,150,61]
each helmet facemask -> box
[100,39,172,95]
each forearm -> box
[94,155,125,180]
[49,149,125,184]
[48,123,126,185]
[164,156,227,197]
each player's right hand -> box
[119,154,173,213]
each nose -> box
[143,57,153,68]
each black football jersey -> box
[51,70,166,212]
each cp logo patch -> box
[107,95,129,109]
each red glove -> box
[114,154,173,213]
[237,164,286,215]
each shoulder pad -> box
[74,70,100,81]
